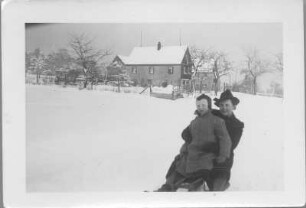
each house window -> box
[183,66,190,74]
[182,79,190,85]
[132,67,137,74]
[168,66,174,74]
[149,66,154,74]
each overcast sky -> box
[26,23,282,67]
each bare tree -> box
[190,46,212,74]
[242,48,270,95]
[190,47,232,95]
[26,48,47,84]
[189,46,213,93]
[45,48,75,72]
[211,51,232,96]
[69,33,111,88]
[274,52,283,71]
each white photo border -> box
[2,0,305,207]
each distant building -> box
[193,71,215,92]
[192,60,215,92]
[109,42,193,87]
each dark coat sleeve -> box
[214,119,232,158]
[228,121,244,150]
[181,125,192,143]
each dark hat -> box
[214,89,240,107]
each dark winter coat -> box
[209,109,244,180]
[165,109,244,187]
[211,109,244,157]
[176,110,232,176]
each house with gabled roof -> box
[110,42,193,87]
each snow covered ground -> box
[26,85,284,192]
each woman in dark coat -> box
[208,90,244,191]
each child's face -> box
[196,99,209,115]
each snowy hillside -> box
[26,85,284,192]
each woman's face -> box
[196,99,209,115]
[219,99,235,116]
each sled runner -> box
[176,178,209,192]
[144,178,210,192]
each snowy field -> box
[26,85,284,192]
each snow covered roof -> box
[118,45,189,65]
[117,55,130,64]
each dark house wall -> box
[126,65,182,86]
[181,49,193,80]
[109,47,194,87]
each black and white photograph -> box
[2,0,305,207]
[25,23,284,192]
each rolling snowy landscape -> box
[26,85,284,192]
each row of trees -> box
[190,47,232,95]
[189,46,283,95]
[26,34,112,88]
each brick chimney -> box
[157,41,162,50]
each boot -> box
[155,184,175,192]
